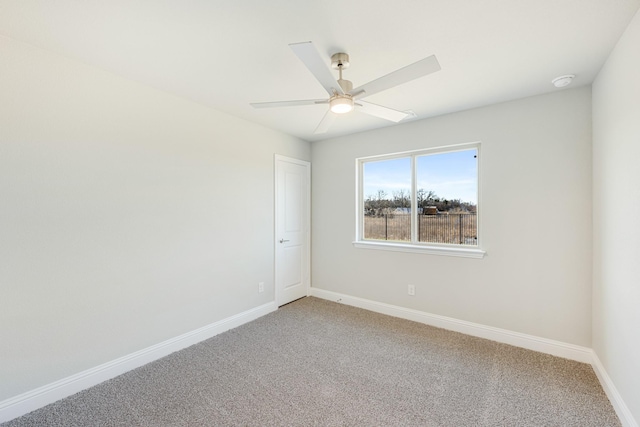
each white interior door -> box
[275,155,310,306]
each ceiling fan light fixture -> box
[329,95,354,114]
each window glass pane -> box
[416,149,478,245]
[363,157,411,242]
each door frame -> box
[274,154,311,306]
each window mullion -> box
[411,155,417,244]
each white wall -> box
[0,36,309,401]
[311,87,592,347]
[592,8,640,424]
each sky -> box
[363,148,478,204]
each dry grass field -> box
[364,214,477,245]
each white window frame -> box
[354,142,486,259]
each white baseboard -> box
[0,301,277,424]
[309,287,593,363]
[591,352,639,427]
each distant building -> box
[423,206,438,215]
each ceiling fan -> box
[250,41,441,134]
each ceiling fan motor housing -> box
[338,78,353,93]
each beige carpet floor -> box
[2,297,620,426]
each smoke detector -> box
[552,75,575,88]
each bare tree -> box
[392,189,410,209]
[365,188,476,216]
[417,188,437,209]
[365,190,393,217]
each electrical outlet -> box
[408,284,415,296]
[258,282,264,293]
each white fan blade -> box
[314,110,336,134]
[290,41,344,96]
[350,55,441,98]
[350,89,367,99]
[356,101,410,122]
[250,99,327,109]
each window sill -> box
[352,241,486,259]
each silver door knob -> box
[279,239,290,243]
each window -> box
[355,143,485,258]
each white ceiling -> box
[1,1,639,142]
